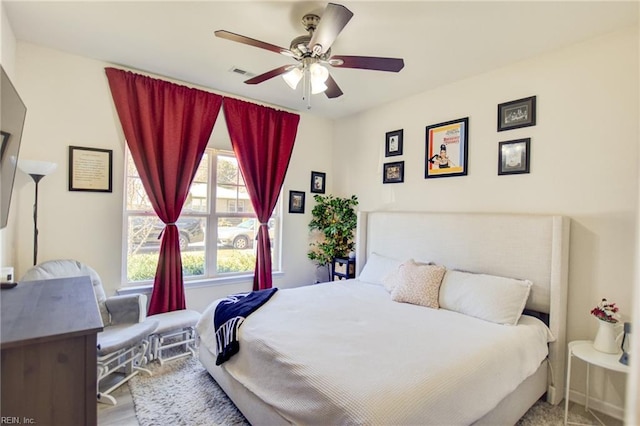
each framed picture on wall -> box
[288,190,305,214]
[497,96,536,131]
[385,129,403,157]
[425,117,469,179]
[383,161,404,184]
[310,171,326,194]
[498,138,530,175]
[68,145,113,192]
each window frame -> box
[122,147,281,287]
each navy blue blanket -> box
[214,288,278,365]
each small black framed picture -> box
[498,138,530,175]
[288,190,305,213]
[385,129,403,157]
[310,171,326,194]
[383,161,404,184]
[497,96,536,132]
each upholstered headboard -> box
[354,211,570,405]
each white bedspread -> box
[197,280,551,425]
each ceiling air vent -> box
[229,67,255,78]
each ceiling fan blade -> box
[324,74,343,99]
[329,55,405,72]
[215,30,296,58]
[308,3,354,56]
[244,65,295,85]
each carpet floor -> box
[130,355,593,426]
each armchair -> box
[21,259,158,405]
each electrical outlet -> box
[1,266,14,283]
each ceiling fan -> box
[215,2,404,106]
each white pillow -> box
[439,270,532,325]
[357,253,402,286]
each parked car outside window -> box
[130,217,204,251]
[217,218,274,250]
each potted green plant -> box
[307,194,359,280]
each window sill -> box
[117,271,284,296]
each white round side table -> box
[563,340,629,425]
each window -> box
[123,148,280,285]
[228,199,246,213]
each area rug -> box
[130,355,593,426]
[516,400,592,426]
[130,356,249,426]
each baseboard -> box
[569,389,625,420]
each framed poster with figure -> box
[425,117,469,179]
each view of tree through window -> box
[124,148,279,284]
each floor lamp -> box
[18,159,57,266]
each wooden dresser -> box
[1,276,103,426]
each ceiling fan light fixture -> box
[311,80,328,95]
[309,62,329,83]
[307,62,329,94]
[282,67,303,89]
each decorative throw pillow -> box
[390,263,446,309]
[382,259,433,293]
[439,270,532,325]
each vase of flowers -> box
[591,298,621,354]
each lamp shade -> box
[282,67,304,90]
[311,80,328,94]
[309,63,329,84]
[309,63,329,95]
[17,160,58,176]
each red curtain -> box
[105,67,223,314]
[223,98,300,290]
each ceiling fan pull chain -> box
[304,67,312,110]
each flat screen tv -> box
[1,65,27,229]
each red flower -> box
[591,298,619,323]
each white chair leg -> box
[97,392,118,406]
[96,339,153,405]
[155,327,198,365]
[147,335,157,362]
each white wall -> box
[631,161,640,424]
[334,26,638,417]
[0,3,16,73]
[11,42,333,311]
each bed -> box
[196,211,570,425]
